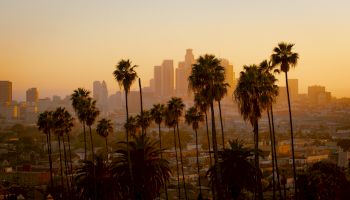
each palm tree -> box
[71,88,91,160]
[185,106,204,199]
[214,82,229,148]
[53,107,74,196]
[37,111,54,188]
[150,103,168,200]
[75,155,116,200]
[85,99,100,162]
[96,118,113,157]
[207,140,256,200]
[234,65,278,200]
[113,59,138,197]
[124,116,140,137]
[167,97,188,200]
[135,110,152,136]
[189,54,226,198]
[111,135,171,200]
[62,109,75,190]
[260,59,282,199]
[194,91,216,199]
[271,42,299,197]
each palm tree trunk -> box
[125,91,135,199]
[105,137,108,160]
[138,78,145,136]
[83,123,87,160]
[218,100,225,149]
[267,111,276,200]
[270,106,283,199]
[254,120,263,200]
[62,135,71,194]
[159,123,168,200]
[67,134,74,188]
[47,132,54,188]
[195,129,202,196]
[210,101,222,199]
[89,126,97,200]
[57,135,65,196]
[285,72,297,198]
[205,110,216,200]
[177,123,188,200]
[173,126,181,199]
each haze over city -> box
[1,0,350,100]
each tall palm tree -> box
[207,140,256,200]
[214,82,229,148]
[150,103,168,200]
[62,109,75,191]
[85,99,100,162]
[53,107,74,196]
[111,135,171,200]
[194,91,216,199]
[135,110,152,136]
[71,88,91,160]
[260,60,282,199]
[167,97,188,200]
[37,111,54,188]
[185,106,204,199]
[271,42,299,197]
[189,54,225,199]
[234,65,278,200]
[113,59,138,197]
[96,118,113,157]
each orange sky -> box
[1,0,350,100]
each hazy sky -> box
[1,0,350,100]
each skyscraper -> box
[220,59,236,100]
[26,88,39,103]
[288,79,299,101]
[0,81,12,104]
[154,66,162,97]
[161,60,174,97]
[175,49,195,98]
[93,80,109,115]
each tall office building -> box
[161,60,174,97]
[288,79,299,101]
[26,88,39,103]
[93,80,109,114]
[0,81,12,104]
[308,85,331,105]
[175,49,195,98]
[221,59,236,100]
[154,66,162,96]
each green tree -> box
[271,42,299,197]
[234,65,278,200]
[111,135,171,200]
[113,59,138,198]
[185,106,204,199]
[207,140,256,200]
[189,54,225,199]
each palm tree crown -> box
[185,106,204,131]
[96,118,113,139]
[166,97,185,124]
[271,42,299,73]
[150,104,165,125]
[113,59,138,93]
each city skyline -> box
[1,1,350,100]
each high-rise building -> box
[175,49,195,98]
[154,66,162,97]
[288,79,299,101]
[0,81,12,104]
[161,60,174,97]
[308,85,331,105]
[93,80,109,114]
[221,59,236,100]
[26,88,39,103]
